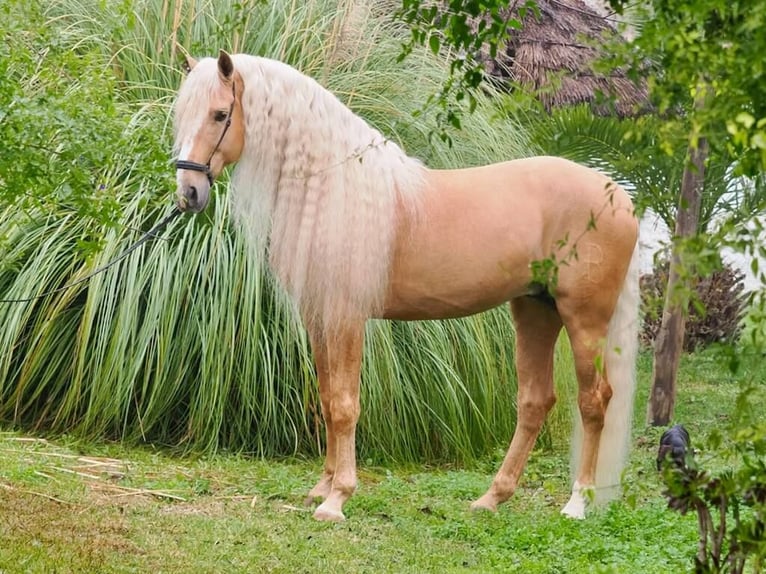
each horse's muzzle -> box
[176,182,210,213]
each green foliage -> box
[740,292,766,354]
[606,0,766,177]
[0,0,163,239]
[640,259,747,351]
[598,0,766,360]
[660,386,766,572]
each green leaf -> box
[751,132,766,150]
[736,112,756,129]
[428,34,440,55]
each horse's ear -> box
[176,44,197,74]
[218,49,234,82]
[182,55,198,74]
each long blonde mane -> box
[181,55,425,329]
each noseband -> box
[175,82,236,186]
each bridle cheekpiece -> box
[175,81,236,186]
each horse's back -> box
[446,156,631,213]
[434,156,636,262]
[420,156,636,264]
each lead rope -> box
[0,208,182,304]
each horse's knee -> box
[329,396,360,432]
[517,393,556,432]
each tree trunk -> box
[647,129,709,426]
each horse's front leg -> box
[311,322,365,522]
[304,328,335,505]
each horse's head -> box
[173,50,245,213]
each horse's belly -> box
[380,258,531,320]
[380,290,516,320]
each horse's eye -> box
[213,110,228,122]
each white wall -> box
[639,211,764,292]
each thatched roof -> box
[480,0,648,117]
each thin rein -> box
[0,208,182,304]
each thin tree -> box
[649,86,709,425]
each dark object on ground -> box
[657,424,692,471]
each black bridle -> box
[175,82,236,186]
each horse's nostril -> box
[188,186,198,202]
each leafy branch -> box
[394,0,538,142]
[661,414,766,573]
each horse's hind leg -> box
[472,297,562,511]
[557,299,613,519]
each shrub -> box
[640,258,747,350]
[661,385,766,572]
[0,1,124,228]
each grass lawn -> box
[0,350,762,573]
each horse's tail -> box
[597,240,640,501]
[573,241,640,503]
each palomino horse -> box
[173,51,640,522]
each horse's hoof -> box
[313,504,345,522]
[304,495,319,507]
[560,499,586,519]
[470,496,498,513]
